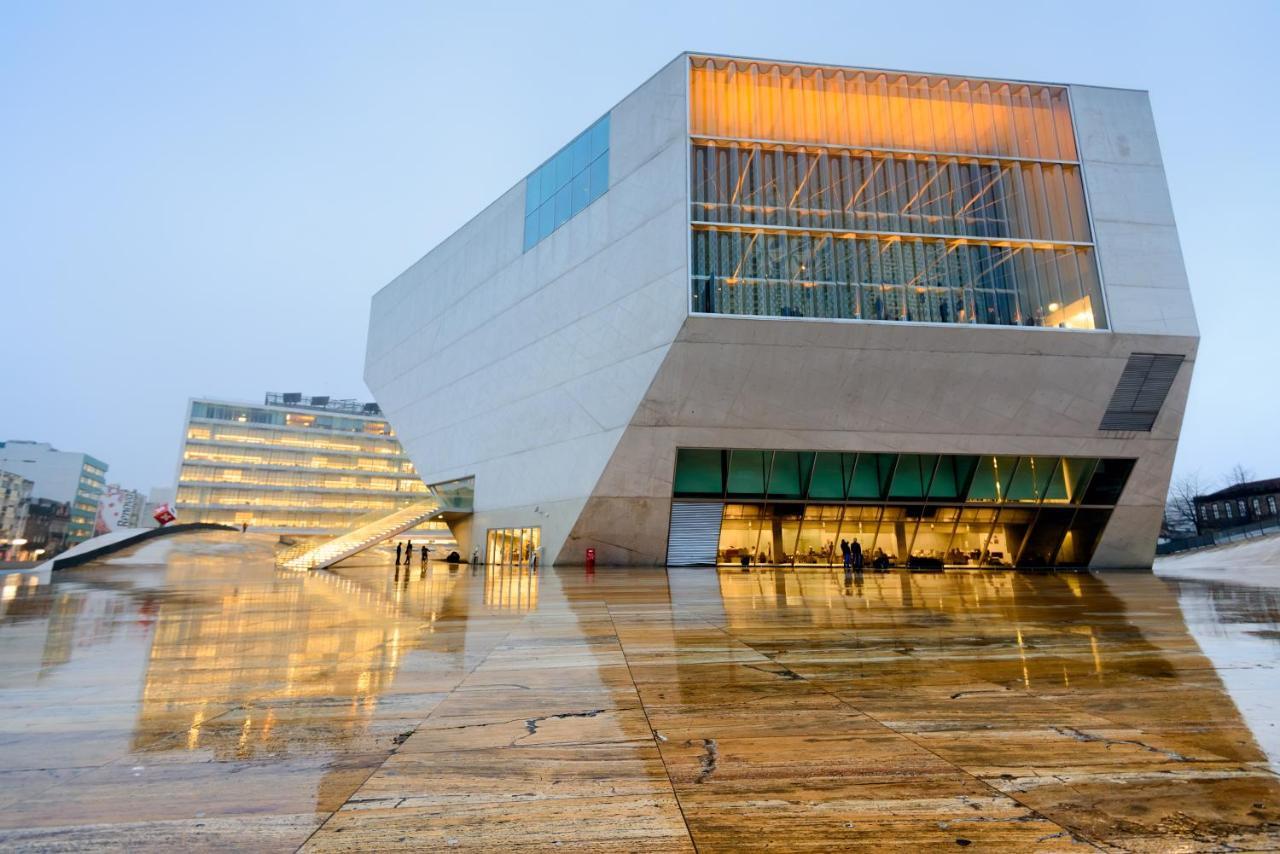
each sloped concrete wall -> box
[365,56,690,560]
[566,317,1196,568]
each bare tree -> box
[1164,471,1206,536]
[1226,464,1255,488]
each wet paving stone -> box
[1,531,1279,850]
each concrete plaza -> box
[1,532,1277,850]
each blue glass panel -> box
[589,115,609,159]
[522,113,609,252]
[588,154,608,200]
[538,202,555,241]
[523,212,539,251]
[569,133,590,176]
[553,149,571,191]
[571,170,590,215]
[525,171,541,215]
[554,186,572,228]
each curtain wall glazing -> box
[688,56,1105,330]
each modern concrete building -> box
[365,53,1197,569]
[173,393,449,541]
[0,441,108,546]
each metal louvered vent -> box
[666,502,724,566]
[1100,353,1184,431]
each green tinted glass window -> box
[849,453,894,499]
[808,452,844,499]
[1061,457,1097,504]
[929,455,977,500]
[727,450,770,496]
[673,449,724,497]
[1005,458,1037,502]
[889,454,936,499]
[1029,457,1057,501]
[769,452,804,498]
[670,448,1129,568]
[967,455,1019,502]
[1041,458,1071,503]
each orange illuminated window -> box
[689,56,1076,161]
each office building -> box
[0,441,108,546]
[174,393,447,539]
[364,54,1197,568]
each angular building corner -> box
[365,53,1197,570]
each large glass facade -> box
[688,56,1104,330]
[486,527,541,566]
[176,399,429,536]
[673,449,1133,568]
[523,114,610,251]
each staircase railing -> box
[276,498,445,571]
[273,505,408,566]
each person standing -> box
[852,539,863,571]
[405,540,412,564]
[840,539,851,570]
[420,544,428,565]
[395,542,402,566]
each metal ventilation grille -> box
[1100,353,1184,431]
[666,502,723,566]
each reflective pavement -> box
[1,532,1279,850]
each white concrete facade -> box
[365,55,1198,569]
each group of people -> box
[839,538,863,570]
[394,539,428,567]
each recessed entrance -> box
[485,526,541,566]
[672,450,1134,568]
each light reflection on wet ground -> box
[0,531,1278,850]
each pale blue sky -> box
[1,0,1276,492]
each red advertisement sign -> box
[152,504,176,526]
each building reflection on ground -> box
[1,536,1279,849]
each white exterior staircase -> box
[276,499,446,571]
